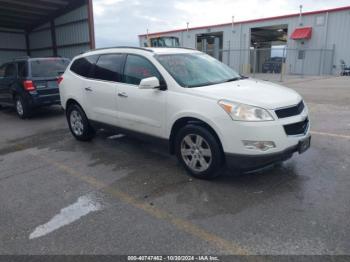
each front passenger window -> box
[70,55,98,78]
[123,55,161,85]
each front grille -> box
[283,118,309,136]
[275,101,304,118]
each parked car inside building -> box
[262,57,286,73]
[0,57,70,119]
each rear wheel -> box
[67,103,95,141]
[175,125,224,179]
[15,95,30,119]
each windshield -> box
[30,58,70,78]
[155,53,241,87]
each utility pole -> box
[146,29,149,47]
[231,16,235,32]
[229,16,235,68]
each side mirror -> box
[139,77,160,90]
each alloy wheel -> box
[70,110,84,136]
[181,134,212,172]
[16,99,24,116]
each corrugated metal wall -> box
[29,30,52,50]
[55,5,91,58]
[0,31,27,65]
[28,4,91,59]
[326,10,350,70]
[0,50,27,65]
[0,31,26,49]
[57,45,89,59]
[55,5,88,24]
[56,22,89,46]
[0,2,93,65]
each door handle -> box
[118,92,128,98]
[85,87,93,92]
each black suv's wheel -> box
[67,103,95,141]
[15,95,30,119]
[175,125,224,179]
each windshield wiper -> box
[225,77,241,82]
[187,82,216,88]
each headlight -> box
[218,100,274,121]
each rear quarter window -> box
[17,62,28,78]
[0,64,6,78]
[70,56,98,78]
[94,54,125,82]
[4,63,16,78]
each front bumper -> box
[225,135,311,171]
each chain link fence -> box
[203,47,335,81]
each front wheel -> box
[175,125,224,179]
[67,104,95,141]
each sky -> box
[93,0,350,48]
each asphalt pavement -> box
[0,76,349,255]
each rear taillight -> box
[57,76,63,85]
[23,80,36,91]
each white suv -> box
[59,47,311,179]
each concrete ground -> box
[0,76,349,255]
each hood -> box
[185,79,302,109]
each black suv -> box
[0,57,70,118]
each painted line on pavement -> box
[311,131,350,139]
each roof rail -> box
[13,56,30,61]
[153,46,197,51]
[83,46,154,54]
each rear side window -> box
[94,54,125,82]
[4,63,16,78]
[70,56,98,78]
[0,64,6,77]
[123,55,161,85]
[31,58,70,77]
[17,62,28,78]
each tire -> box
[67,103,95,141]
[175,124,224,179]
[14,95,30,119]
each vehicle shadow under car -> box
[0,105,64,120]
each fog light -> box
[243,140,276,151]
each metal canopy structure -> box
[0,0,95,63]
[0,0,92,30]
